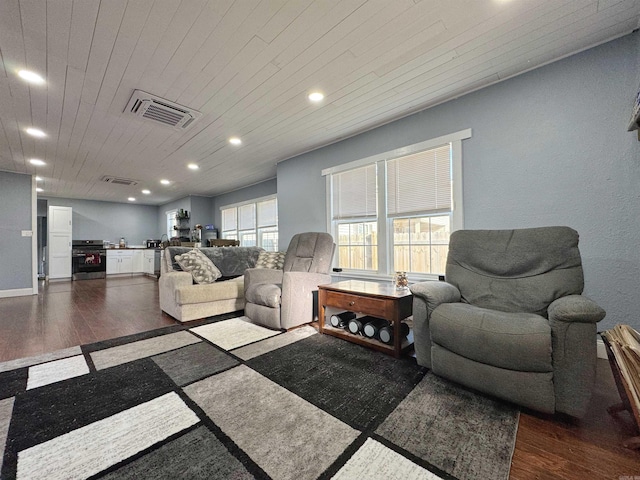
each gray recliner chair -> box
[410,226,605,418]
[244,232,335,330]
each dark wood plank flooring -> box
[0,276,639,478]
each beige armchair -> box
[244,232,335,330]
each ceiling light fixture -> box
[36,187,43,193]
[141,189,151,194]
[35,176,42,181]
[128,197,136,202]
[160,179,170,185]
[229,137,242,146]
[29,159,46,166]
[26,128,46,137]
[18,70,45,85]
[308,91,324,102]
[187,163,199,170]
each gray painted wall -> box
[277,32,640,331]
[42,197,159,246]
[0,171,33,291]
[190,195,214,229]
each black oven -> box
[72,240,107,280]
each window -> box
[324,129,470,278]
[166,209,178,238]
[221,196,278,251]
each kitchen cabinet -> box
[106,250,134,275]
[132,250,144,273]
[143,250,160,277]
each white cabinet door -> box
[119,254,133,274]
[106,250,134,274]
[106,251,118,274]
[143,251,155,274]
[48,206,72,279]
[132,250,144,273]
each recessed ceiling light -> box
[26,128,46,137]
[160,179,170,185]
[308,91,324,102]
[187,163,199,170]
[29,158,46,166]
[229,137,242,146]
[35,176,42,181]
[36,187,43,193]
[128,197,136,202]
[18,70,45,85]
[141,189,151,194]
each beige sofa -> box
[159,246,263,323]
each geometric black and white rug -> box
[0,313,519,480]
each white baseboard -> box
[597,337,607,359]
[0,288,36,298]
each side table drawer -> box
[324,290,387,316]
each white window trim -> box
[323,129,471,281]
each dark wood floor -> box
[0,276,639,478]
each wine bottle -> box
[330,311,356,328]
[362,317,390,339]
[347,318,364,335]
[378,322,410,344]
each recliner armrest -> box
[410,281,461,313]
[244,268,284,295]
[548,295,606,324]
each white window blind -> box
[257,198,277,227]
[386,144,451,217]
[222,208,237,231]
[331,164,377,220]
[238,204,256,230]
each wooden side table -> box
[318,280,413,358]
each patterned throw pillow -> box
[174,249,222,284]
[255,251,286,270]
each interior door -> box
[48,206,72,279]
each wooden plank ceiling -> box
[0,0,638,205]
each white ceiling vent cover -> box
[101,176,139,186]
[124,90,202,130]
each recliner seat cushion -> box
[431,303,552,372]
[245,283,282,308]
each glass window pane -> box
[431,216,450,244]
[238,204,256,230]
[431,245,448,274]
[410,245,431,273]
[222,208,237,231]
[259,227,278,251]
[410,218,430,244]
[257,198,277,227]
[338,246,350,269]
[240,231,256,247]
[392,215,450,274]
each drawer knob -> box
[349,301,355,306]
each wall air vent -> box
[124,90,202,130]
[101,176,139,186]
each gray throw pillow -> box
[174,249,222,284]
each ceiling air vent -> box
[124,90,202,130]
[101,176,139,186]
